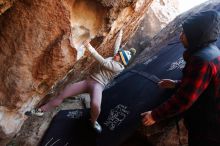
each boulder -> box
[126,0,180,54]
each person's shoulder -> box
[111,59,125,69]
[106,57,113,60]
[193,45,220,61]
[104,57,124,66]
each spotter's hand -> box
[141,111,156,126]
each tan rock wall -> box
[0,0,15,15]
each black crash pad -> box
[39,109,96,146]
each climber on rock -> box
[27,30,136,134]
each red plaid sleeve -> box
[152,56,214,121]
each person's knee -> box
[91,102,101,112]
[58,89,64,97]
[57,89,69,99]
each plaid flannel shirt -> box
[152,55,220,121]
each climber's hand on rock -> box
[83,39,91,47]
[83,41,97,54]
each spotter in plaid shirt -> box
[142,10,220,145]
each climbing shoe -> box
[25,108,44,117]
[93,121,102,134]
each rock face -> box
[126,0,180,54]
[0,0,15,15]
[137,0,220,63]
[0,0,153,145]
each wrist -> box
[151,110,159,122]
[86,45,95,53]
